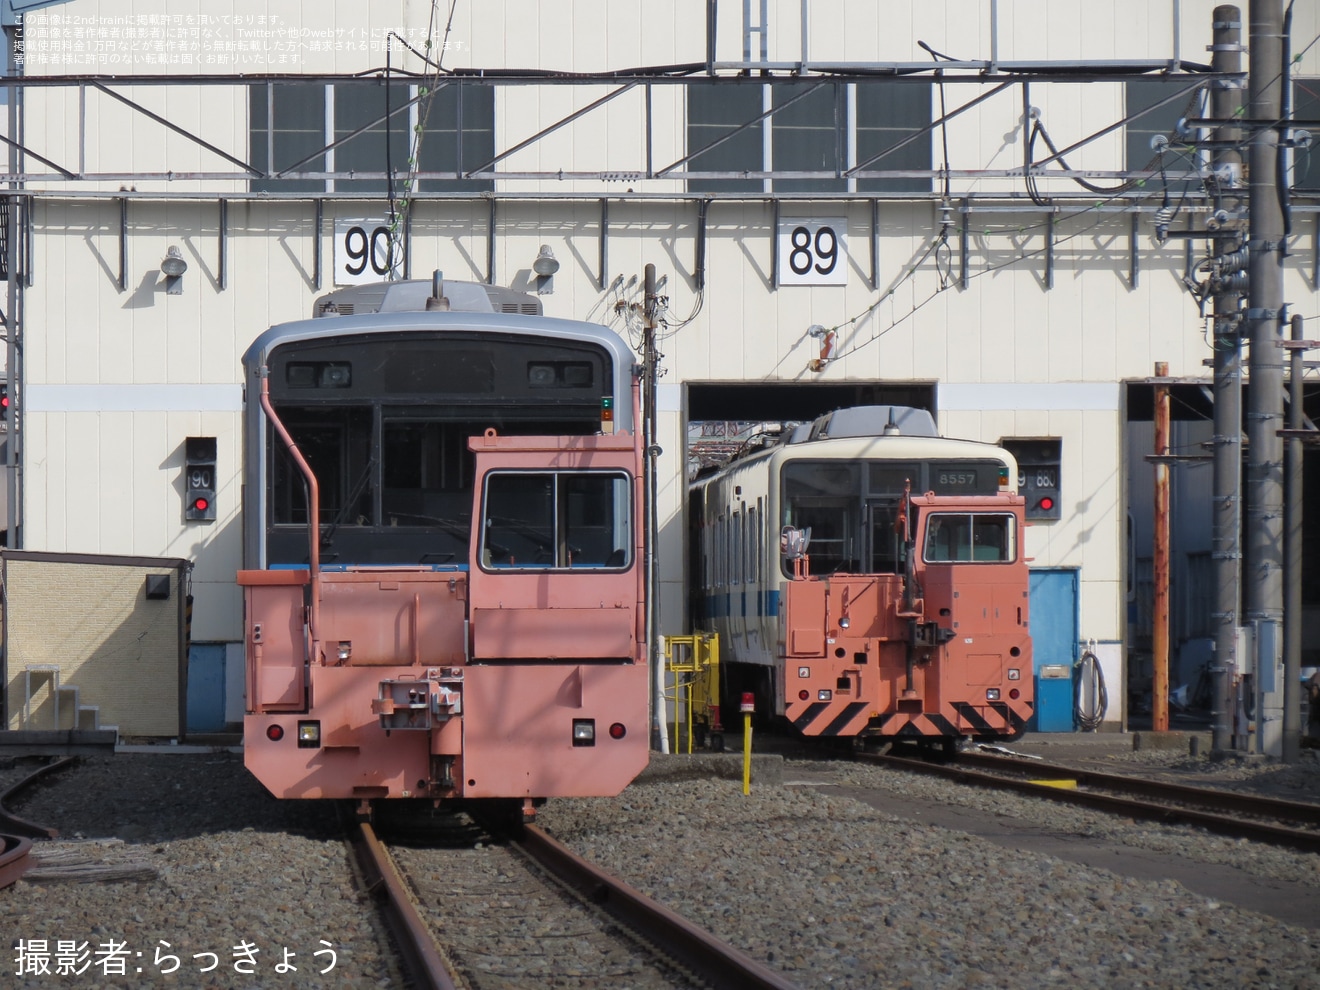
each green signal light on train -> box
[998,466,1010,488]
[601,396,614,424]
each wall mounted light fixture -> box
[161,246,188,295]
[532,244,559,294]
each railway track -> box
[347,807,798,990]
[867,749,1320,853]
[0,756,74,889]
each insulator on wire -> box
[1210,271,1249,294]
[1214,247,1249,272]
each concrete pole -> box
[1210,5,1244,754]
[5,24,19,547]
[1153,362,1171,732]
[1283,314,1303,762]
[1245,0,1286,756]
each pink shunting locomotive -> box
[690,406,1034,753]
[239,277,649,821]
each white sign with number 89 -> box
[777,217,848,286]
[334,219,404,285]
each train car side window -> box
[923,513,1015,563]
[481,471,630,570]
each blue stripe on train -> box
[698,589,779,620]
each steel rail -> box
[0,756,76,890]
[519,823,801,990]
[869,753,1320,854]
[957,750,1320,827]
[0,756,75,839]
[345,815,458,990]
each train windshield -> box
[781,457,1009,577]
[922,513,1017,563]
[262,331,615,566]
[480,471,632,570]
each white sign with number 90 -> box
[334,219,403,285]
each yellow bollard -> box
[740,691,755,795]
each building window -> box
[334,82,411,194]
[686,82,765,193]
[415,83,497,192]
[772,82,840,194]
[250,82,495,193]
[250,83,326,194]
[1125,79,1202,173]
[686,82,931,194]
[1293,79,1320,191]
[855,83,932,194]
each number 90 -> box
[343,225,394,276]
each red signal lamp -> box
[1037,496,1055,512]
[192,497,210,514]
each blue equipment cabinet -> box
[1034,664,1074,733]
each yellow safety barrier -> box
[662,633,722,754]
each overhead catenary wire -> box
[386,0,460,279]
[824,175,1185,365]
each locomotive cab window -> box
[923,513,1016,563]
[481,471,631,570]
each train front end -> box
[238,282,648,819]
[241,429,649,816]
[780,493,1034,746]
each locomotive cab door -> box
[460,429,649,799]
[466,431,643,661]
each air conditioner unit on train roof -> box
[799,405,938,443]
[312,278,543,318]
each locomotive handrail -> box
[259,368,322,662]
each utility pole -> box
[1245,0,1286,756]
[5,19,19,548]
[1283,313,1303,762]
[643,264,667,753]
[1209,5,1245,754]
[1153,362,1171,732]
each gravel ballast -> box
[2,745,1318,989]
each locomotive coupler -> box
[913,621,955,647]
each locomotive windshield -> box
[480,471,632,570]
[923,512,1017,563]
